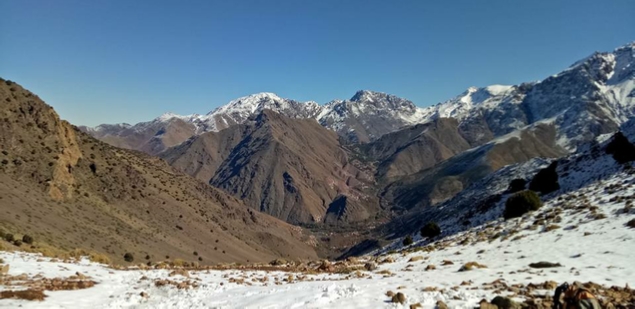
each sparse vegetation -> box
[0,289,46,301]
[420,222,441,238]
[508,178,526,193]
[4,233,14,242]
[22,235,33,245]
[529,261,561,268]
[123,252,134,262]
[491,296,519,309]
[402,235,413,246]
[391,292,406,304]
[458,261,487,271]
[606,132,635,164]
[544,224,561,232]
[504,190,542,220]
[529,161,560,194]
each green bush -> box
[606,132,635,164]
[402,235,413,246]
[529,161,560,194]
[508,178,526,193]
[420,222,441,238]
[4,233,14,242]
[123,252,134,262]
[22,235,34,244]
[13,240,22,247]
[504,190,542,219]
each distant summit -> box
[83,41,635,153]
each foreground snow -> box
[1,163,634,308]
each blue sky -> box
[1,0,634,126]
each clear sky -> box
[1,0,634,126]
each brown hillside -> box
[381,123,566,212]
[360,118,471,180]
[162,110,380,225]
[0,78,318,264]
[79,118,197,155]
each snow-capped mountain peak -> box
[208,92,284,115]
[156,112,187,122]
[84,41,635,152]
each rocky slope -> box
[317,90,428,143]
[0,78,319,264]
[379,122,567,214]
[356,118,472,181]
[420,42,635,150]
[1,132,634,307]
[161,110,379,225]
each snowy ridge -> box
[85,42,635,149]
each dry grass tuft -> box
[0,289,46,301]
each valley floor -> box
[1,167,635,308]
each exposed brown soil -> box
[162,110,380,225]
[0,78,318,265]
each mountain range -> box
[84,42,635,222]
[2,41,635,263]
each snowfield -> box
[1,157,634,308]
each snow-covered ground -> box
[1,158,634,308]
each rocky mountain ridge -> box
[82,42,635,156]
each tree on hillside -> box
[529,161,560,194]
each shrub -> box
[172,259,185,267]
[0,289,46,301]
[529,161,560,194]
[420,222,441,238]
[402,235,413,246]
[13,240,22,246]
[391,292,406,304]
[123,253,134,262]
[508,178,526,193]
[504,190,542,220]
[4,234,14,242]
[491,296,519,309]
[88,253,111,264]
[606,132,635,164]
[22,235,34,244]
